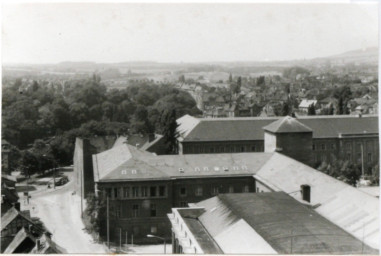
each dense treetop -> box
[2,76,201,172]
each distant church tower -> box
[263,116,313,166]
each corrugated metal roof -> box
[255,153,380,250]
[195,192,378,254]
[177,115,378,141]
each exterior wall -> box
[180,134,379,170]
[96,176,256,244]
[169,209,204,254]
[275,132,313,166]
[311,138,339,167]
[172,177,255,207]
[264,132,276,153]
[73,138,96,200]
[339,136,379,173]
[181,141,264,154]
[311,136,379,172]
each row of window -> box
[179,185,250,197]
[313,143,335,151]
[115,203,157,218]
[104,185,167,199]
[314,152,373,163]
[186,145,263,154]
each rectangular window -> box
[141,187,148,197]
[312,144,315,150]
[241,146,245,152]
[132,187,139,198]
[210,147,215,153]
[105,188,111,198]
[123,187,129,198]
[159,186,166,197]
[211,187,219,196]
[243,185,249,193]
[113,188,118,199]
[116,205,122,218]
[151,226,157,234]
[150,204,157,217]
[180,187,187,196]
[331,144,335,150]
[195,186,203,196]
[132,204,139,218]
[150,186,157,197]
[321,144,326,150]
[368,153,372,162]
[251,146,256,152]
[229,186,234,193]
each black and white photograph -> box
[0,1,379,254]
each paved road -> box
[25,172,107,253]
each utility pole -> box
[107,195,110,249]
[361,143,365,177]
[53,164,56,189]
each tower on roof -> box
[263,116,313,166]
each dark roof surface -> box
[179,115,378,141]
[3,227,36,254]
[178,209,224,254]
[263,116,312,133]
[196,192,378,254]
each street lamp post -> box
[147,234,166,254]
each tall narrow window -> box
[368,153,372,162]
[116,205,122,218]
[132,204,139,218]
[180,187,187,196]
[114,188,118,199]
[229,186,234,193]
[159,186,166,197]
[150,186,157,197]
[150,204,157,217]
[123,187,129,198]
[132,187,139,198]
[243,185,249,193]
[141,187,148,197]
[211,187,219,196]
[195,186,203,196]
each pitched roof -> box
[177,115,378,141]
[299,99,317,108]
[194,192,378,254]
[3,227,36,254]
[94,144,274,182]
[1,207,34,232]
[255,153,380,250]
[263,116,312,133]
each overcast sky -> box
[2,3,378,64]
